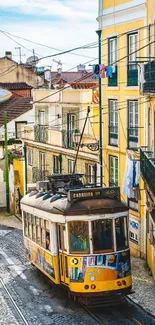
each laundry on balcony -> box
[122,154,140,199]
[140,64,146,92]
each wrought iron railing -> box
[127,64,138,86]
[140,148,155,198]
[62,130,74,149]
[108,66,118,87]
[34,125,48,143]
[32,167,49,183]
[143,61,155,93]
[109,126,118,146]
[127,127,138,149]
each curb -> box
[127,295,155,319]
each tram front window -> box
[115,217,128,251]
[92,219,113,253]
[69,221,89,253]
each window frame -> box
[28,148,33,166]
[127,100,138,148]
[115,216,128,251]
[92,219,114,254]
[108,37,117,65]
[53,155,59,174]
[68,220,90,254]
[109,155,119,187]
[68,159,75,173]
[108,99,118,146]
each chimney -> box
[5,51,12,60]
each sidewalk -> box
[129,257,155,316]
[0,213,22,230]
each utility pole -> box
[4,112,10,213]
[96,30,103,187]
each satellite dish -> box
[26,55,39,67]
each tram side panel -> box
[24,237,60,284]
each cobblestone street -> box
[0,216,155,325]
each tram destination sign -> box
[68,187,120,204]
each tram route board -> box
[68,186,121,204]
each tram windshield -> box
[115,217,128,250]
[92,219,113,253]
[69,221,89,253]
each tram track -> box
[0,278,30,325]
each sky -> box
[0,0,98,71]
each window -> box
[53,155,59,173]
[68,159,74,173]
[39,111,45,125]
[69,221,89,253]
[15,121,27,139]
[28,148,33,166]
[67,114,75,148]
[39,152,45,178]
[109,156,118,186]
[149,212,155,247]
[129,219,139,244]
[128,100,138,148]
[23,211,28,237]
[41,219,46,248]
[92,219,113,253]
[115,217,128,250]
[127,33,138,86]
[109,99,118,146]
[108,37,118,86]
[86,164,96,184]
[46,221,50,251]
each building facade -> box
[97,0,147,257]
[23,85,99,188]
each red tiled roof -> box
[0,97,32,127]
[0,82,32,90]
[51,71,97,85]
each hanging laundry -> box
[99,64,106,78]
[94,64,100,74]
[106,66,113,78]
[140,64,146,92]
[122,155,135,199]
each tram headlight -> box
[117,281,122,286]
[90,276,96,282]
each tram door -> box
[58,224,69,285]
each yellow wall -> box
[102,0,131,9]
[13,158,24,195]
[147,235,155,280]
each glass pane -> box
[32,225,36,242]
[69,221,89,253]
[41,228,46,248]
[92,219,113,252]
[36,226,41,245]
[46,231,50,251]
[115,217,128,251]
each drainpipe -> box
[96,29,103,187]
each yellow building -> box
[23,76,99,188]
[140,0,155,280]
[97,0,147,257]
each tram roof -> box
[21,187,128,216]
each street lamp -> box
[73,129,99,152]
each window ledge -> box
[125,86,139,90]
[106,145,119,151]
[106,86,119,90]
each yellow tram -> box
[21,174,132,301]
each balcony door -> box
[39,152,45,179]
[67,114,75,148]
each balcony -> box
[32,167,49,183]
[108,66,118,87]
[143,61,155,93]
[127,127,138,149]
[62,130,74,149]
[127,65,138,86]
[109,126,118,146]
[140,148,155,199]
[34,125,47,143]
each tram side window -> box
[115,217,128,251]
[46,221,50,251]
[32,215,36,242]
[92,219,113,253]
[36,217,41,245]
[23,211,28,237]
[41,219,46,249]
[69,221,89,253]
[27,213,32,239]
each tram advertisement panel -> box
[24,238,57,282]
[69,250,131,282]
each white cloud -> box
[0,0,97,20]
[0,0,98,70]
